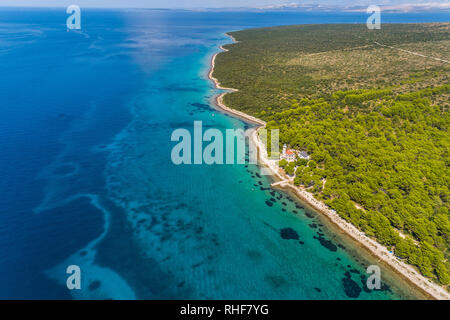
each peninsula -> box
[210,23,450,300]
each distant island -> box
[201,3,450,13]
[211,23,450,299]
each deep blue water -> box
[0,8,446,299]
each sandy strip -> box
[209,40,265,127]
[209,33,450,300]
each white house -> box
[297,151,310,160]
[281,144,297,162]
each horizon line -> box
[0,6,449,13]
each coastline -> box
[208,33,450,300]
[208,42,266,127]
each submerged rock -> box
[313,235,338,252]
[88,280,101,291]
[381,283,392,292]
[342,277,362,298]
[280,228,300,240]
[305,211,315,218]
[265,200,274,207]
[360,274,370,293]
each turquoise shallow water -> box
[1,8,445,299]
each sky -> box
[0,0,446,9]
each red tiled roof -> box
[286,150,295,155]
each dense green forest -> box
[213,24,450,286]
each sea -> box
[0,7,448,299]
